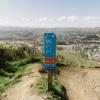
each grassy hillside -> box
[0,44,41,92]
[57,49,100,68]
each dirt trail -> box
[2,63,44,100]
[2,64,100,100]
[58,68,100,100]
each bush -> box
[37,76,68,100]
[0,44,42,76]
[57,50,99,68]
[0,44,42,93]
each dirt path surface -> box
[2,63,44,100]
[58,68,100,100]
[1,64,100,100]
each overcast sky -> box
[0,0,100,27]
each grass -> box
[0,43,43,93]
[37,76,68,100]
[0,56,42,92]
[0,43,42,95]
[0,55,42,93]
[57,50,99,68]
[0,64,33,93]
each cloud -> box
[83,16,100,20]
[67,16,80,21]
[58,16,67,21]
[83,16,100,27]
[57,16,100,27]
[39,17,48,21]
[0,16,100,27]
[58,16,80,22]
[21,17,31,22]
[83,16,100,24]
[39,17,53,22]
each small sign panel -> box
[44,33,56,56]
[44,33,56,70]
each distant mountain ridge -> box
[0,26,100,39]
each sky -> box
[0,0,100,27]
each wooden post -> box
[48,70,52,91]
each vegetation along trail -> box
[1,63,44,100]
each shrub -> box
[37,76,68,100]
[57,50,99,68]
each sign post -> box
[48,70,52,91]
[44,33,56,91]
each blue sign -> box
[44,33,56,56]
[44,33,56,70]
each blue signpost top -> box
[44,33,56,57]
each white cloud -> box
[83,16,100,20]
[58,16,100,27]
[0,16,100,27]
[83,16,100,27]
[39,17,53,22]
[58,16,80,22]
[58,16,67,21]
[21,17,31,22]
[39,17,48,21]
[67,16,80,21]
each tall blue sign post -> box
[44,33,56,91]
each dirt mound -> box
[58,68,100,100]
